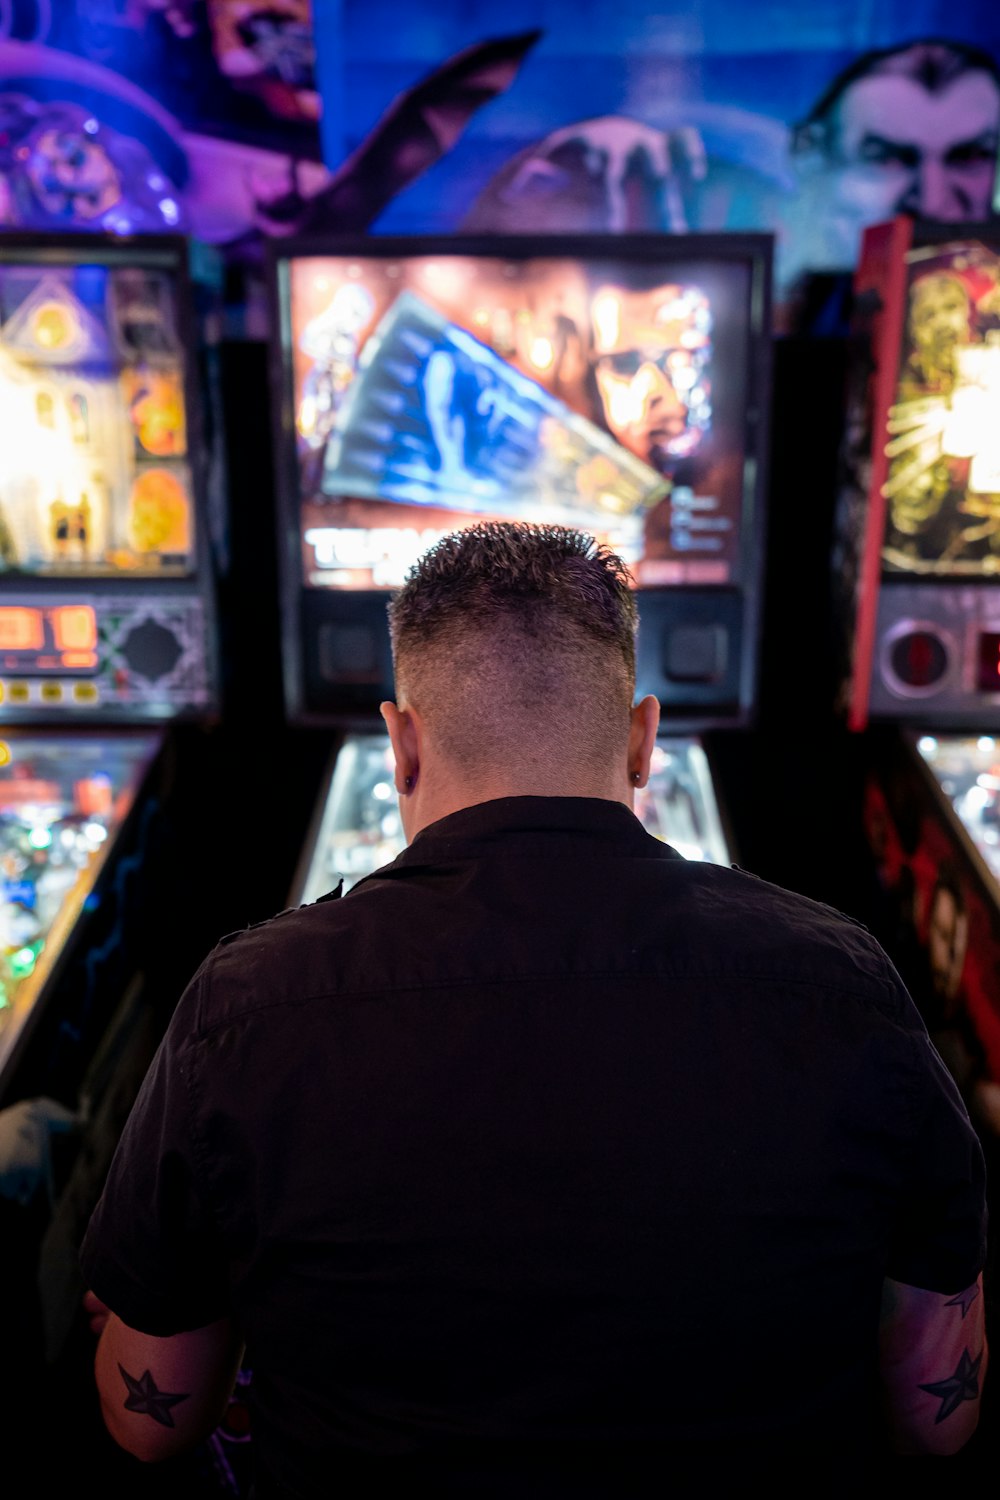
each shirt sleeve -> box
[79,966,231,1336]
[885,1031,988,1294]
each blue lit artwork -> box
[318,4,1000,308]
[322,291,668,526]
[2,880,35,911]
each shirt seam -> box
[187,965,909,1042]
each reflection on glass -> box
[296,732,729,905]
[0,733,156,1027]
[916,733,1000,882]
[635,737,730,864]
[296,736,402,904]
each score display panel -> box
[269,234,773,728]
[0,234,218,722]
[843,217,1000,729]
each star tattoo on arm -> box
[918,1349,983,1423]
[118,1364,190,1428]
[944,1283,981,1318]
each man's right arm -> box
[878,1273,988,1455]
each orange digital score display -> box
[0,607,44,652]
[0,604,98,673]
[51,605,98,655]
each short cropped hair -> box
[792,37,1000,155]
[387,522,638,778]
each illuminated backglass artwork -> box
[0,262,195,577]
[322,290,668,527]
[882,239,1000,576]
[282,252,753,590]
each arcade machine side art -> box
[266,234,773,900]
[0,233,222,1366]
[835,214,1000,1144]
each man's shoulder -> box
[190,892,361,1031]
[717,860,871,935]
[184,852,908,1033]
[683,859,904,1000]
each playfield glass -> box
[0,732,157,1061]
[294,733,729,905]
[916,733,1000,882]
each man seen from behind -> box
[81,522,988,1494]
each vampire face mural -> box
[783,38,1000,283]
[460,36,1000,298]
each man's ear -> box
[627,694,660,789]
[380,701,420,794]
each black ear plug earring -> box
[404,775,414,791]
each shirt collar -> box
[399,795,680,861]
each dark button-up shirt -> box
[81,796,987,1495]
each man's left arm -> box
[94,1308,244,1463]
[82,961,241,1461]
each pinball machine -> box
[0,233,221,1360]
[265,234,773,898]
[184,233,776,1500]
[837,214,1000,1136]
[0,232,220,1099]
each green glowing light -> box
[28,826,52,850]
[10,945,37,978]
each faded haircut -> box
[387,523,638,777]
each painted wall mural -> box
[0,3,537,261]
[0,2,997,311]
[0,0,328,246]
[321,2,1000,306]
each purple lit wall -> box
[0,3,998,310]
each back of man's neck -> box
[405,772,631,840]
